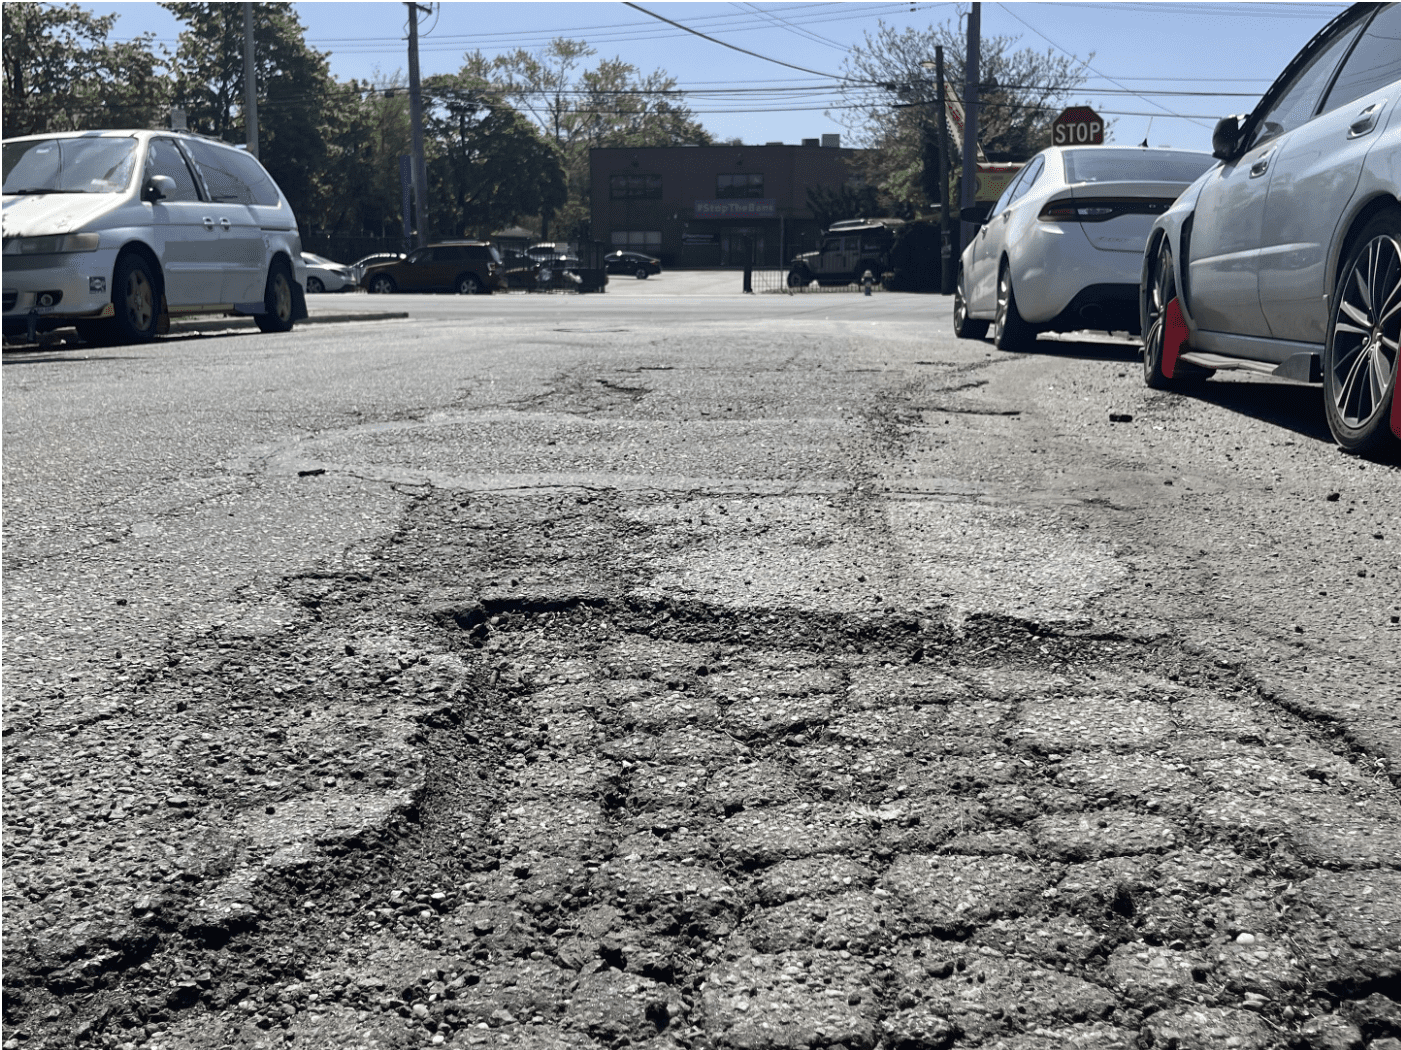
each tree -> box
[422,74,567,239]
[833,10,1088,211]
[2,3,170,136]
[462,40,712,233]
[161,2,334,220]
[805,184,887,229]
[304,77,411,238]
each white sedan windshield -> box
[2,137,139,195]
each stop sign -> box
[1052,106,1104,146]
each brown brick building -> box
[589,137,866,268]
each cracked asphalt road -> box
[4,275,1400,1050]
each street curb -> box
[2,312,410,351]
[169,311,410,334]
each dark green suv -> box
[361,241,502,295]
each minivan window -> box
[1322,3,1401,114]
[145,138,202,202]
[3,136,139,195]
[182,139,278,206]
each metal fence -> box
[745,269,890,294]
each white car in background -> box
[1141,1,1400,456]
[3,129,306,344]
[954,146,1216,351]
[301,251,354,293]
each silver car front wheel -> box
[1325,208,1401,455]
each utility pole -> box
[936,45,952,295]
[242,3,259,158]
[406,2,431,248]
[959,2,981,256]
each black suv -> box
[361,241,502,295]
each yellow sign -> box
[973,163,1024,202]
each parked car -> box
[605,250,662,278]
[788,218,903,288]
[953,146,1215,350]
[301,251,354,293]
[526,241,573,262]
[1141,1,1401,455]
[360,241,502,295]
[498,249,541,290]
[2,129,307,344]
[350,252,404,286]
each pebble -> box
[1235,933,1257,945]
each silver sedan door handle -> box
[1249,151,1273,178]
[1348,100,1384,139]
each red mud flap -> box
[1163,297,1189,380]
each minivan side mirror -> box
[960,203,992,226]
[1211,115,1245,160]
[143,174,177,202]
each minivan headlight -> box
[3,233,102,255]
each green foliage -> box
[422,74,567,238]
[308,77,412,237]
[161,2,333,219]
[804,185,886,230]
[833,9,1088,211]
[466,39,713,233]
[2,3,170,136]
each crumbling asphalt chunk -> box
[7,489,1401,1050]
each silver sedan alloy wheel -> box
[1329,231,1401,432]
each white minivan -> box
[2,129,307,345]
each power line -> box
[621,2,848,80]
[995,2,1214,130]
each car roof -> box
[2,129,247,149]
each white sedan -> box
[300,252,354,293]
[954,146,1215,351]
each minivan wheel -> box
[110,253,159,344]
[368,274,396,295]
[456,273,483,295]
[256,259,296,333]
[1324,207,1401,456]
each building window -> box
[611,230,662,249]
[610,174,662,199]
[717,173,764,198]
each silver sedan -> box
[954,146,1215,351]
[1141,2,1400,456]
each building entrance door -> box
[720,227,765,267]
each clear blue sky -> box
[82,1,1350,153]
